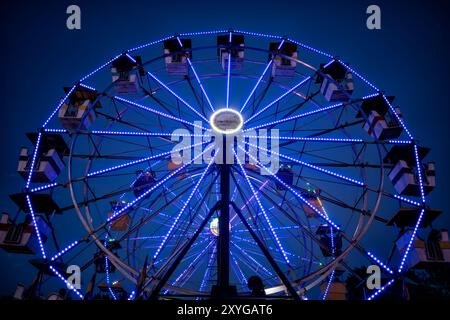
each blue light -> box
[26,195,47,258]
[367,279,395,300]
[239,40,285,113]
[287,38,333,58]
[114,95,208,130]
[50,265,84,299]
[153,153,217,260]
[367,251,394,274]
[240,146,341,230]
[245,76,311,124]
[322,269,335,300]
[232,242,273,276]
[80,53,122,81]
[233,149,291,264]
[42,85,77,127]
[51,241,79,261]
[108,145,213,222]
[245,101,345,132]
[226,32,232,109]
[128,35,173,52]
[234,29,283,40]
[87,140,206,178]
[397,208,425,273]
[246,142,364,186]
[338,59,379,91]
[413,144,426,202]
[30,182,59,193]
[146,71,209,122]
[245,135,364,144]
[25,132,42,188]
[176,35,215,113]
[393,194,422,207]
[382,95,413,140]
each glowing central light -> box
[210,108,243,135]
[209,217,231,237]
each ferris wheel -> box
[2,29,445,301]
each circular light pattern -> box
[210,108,244,135]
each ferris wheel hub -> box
[209,108,243,135]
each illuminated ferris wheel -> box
[2,29,445,301]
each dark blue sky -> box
[1,0,449,296]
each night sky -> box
[1,0,449,296]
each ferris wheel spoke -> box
[231,241,276,278]
[230,251,248,287]
[233,149,291,265]
[245,142,364,187]
[166,239,215,293]
[244,94,373,132]
[239,41,286,113]
[239,146,340,230]
[86,140,206,178]
[145,70,209,122]
[175,37,215,113]
[107,146,212,225]
[113,95,208,130]
[245,76,312,124]
[152,151,217,261]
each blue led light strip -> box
[51,241,79,261]
[244,101,344,132]
[367,251,394,274]
[107,145,213,223]
[245,76,312,124]
[87,140,206,178]
[146,71,209,122]
[49,265,84,299]
[26,195,47,258]
[233,149,291,264]
[114,96,208,130]
[240,146,340,230]
[322,269,335,300]
[89,130,204,138]
[153,152,217,260]
[198,245,217,293]
[80,54,122,82]
[246,135,364,144]
[393,194,421,207]
[382,95,413,140]
[25,132,42,188]
[226,32,232,109]
[170,240,214,289]
[397,208,425,273]
[246,142,364,187]
[232,241,274,277]
[176,36,215,112]
[244,93,376,132]
[42,85,77,127]
[240,40,285,113]
[367,279,395,300]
